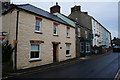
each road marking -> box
[114,68,120,80]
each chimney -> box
[71,5,81,13]
[50,2,61,13]
[83,12,88,15]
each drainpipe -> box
[14,10,19,72]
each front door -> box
[53,44,58,62]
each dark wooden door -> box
[53,44,57,62]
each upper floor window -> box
[66,27,70,38]
[78,27,81,37]
[35,17,42,32]
[53,24,58,35]
[85,31,87,39]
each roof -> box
[3,4,72,27]
[53,12,76,28]
[90,16,111,34]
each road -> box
[5,52,120,79]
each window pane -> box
[30,51,39,58]
[31,44,39,51]
[66,50,70,55]
[67,28,70,37]
[35,52,39,58]
[66,45,70,50]
[35,20,41,31]
[54,25,57,34]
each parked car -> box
[113,46,120,52]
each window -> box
[86,43,90,53]
[80,42,84,53]
[53,24,58,35]
[30,43,40,60]
[35,19,41,32]
[78,27,80,37]
[66,27,70,37]
[85,31,87,39]
[66,45,71,56]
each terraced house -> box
[91,17,111,48]
[2,4,76,70]
[50,3,81,58]
[68,6,93,57]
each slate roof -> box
[3,4,72,27]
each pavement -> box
[2,50,114,79]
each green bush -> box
[2,40,14,62]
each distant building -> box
[91,17,111,48]
[2,4,76,70]
[68,6,92,57]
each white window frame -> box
[30,43,41,61]
[35,19,41,32]
[80,42,84,53]
[78,27,81,37]
[66,28,70,38]
[66,44,71,56]
[85,31,87,39]
[86,43,90,53]
[53,24,58,35]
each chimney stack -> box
[71,5,81,13]
[50,2,61,13]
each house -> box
[50,3,81,57]
[68,5,93,57]
[91,17,111,48]
[2,4,76,70]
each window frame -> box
[53,24,58,35]
[66,44,71,57]
[80,42,84,53]
[85,31,87,39]
[86,43,90,53]
[35,19,42,32]
[78,27,81,37]
[66,28,70,38]
[30,43,41,61]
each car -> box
[113,46,120,52]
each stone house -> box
[2,4,76,70]
[50,3,81,58]
[68,6,93,57]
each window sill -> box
[66,54,71,57]
[66,36,70,38]
[29,58,42,62]
[53,34,59,37]
[35,31,43,34]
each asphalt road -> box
[5,52,120,79]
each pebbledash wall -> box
[2,9,76,69]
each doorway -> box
[53,44,58,62]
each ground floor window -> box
[80,42,84,53]
[66,44,71,56]
[30,43,40,60]
[86,42,90,53]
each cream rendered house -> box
[2,4,76,70]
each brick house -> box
[2,4,76,70]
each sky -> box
[11,0,119,39]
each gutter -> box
[14,10,19,72]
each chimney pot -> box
[50,2,60,13]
